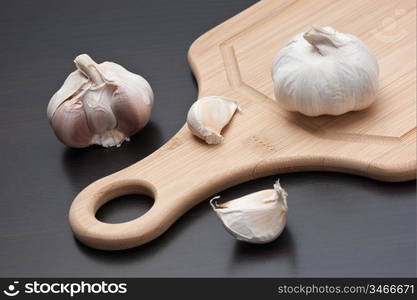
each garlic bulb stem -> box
[303,26,339,55]
[74,54,104,86]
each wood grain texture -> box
[69,0,416,250]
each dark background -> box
[0,0,415,277]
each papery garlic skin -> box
[186,96,241,144]
[47,54,154,148]
[272,26,379,116]
[210,180,288,244]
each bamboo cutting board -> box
[69,0,416,250]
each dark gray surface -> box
[0,0,415,277]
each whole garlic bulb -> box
[47,54,154,147]
[210,180,288,244]
[272,26,379,116]
[186,96,241,144]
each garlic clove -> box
[186,96,241,144]
[210,180,288,244]
[51,98,93,148]
[82,85,118,135]
[102,62,154,138]
[98,61,154,106]
[47,54,154,148]
[111,88,151,138]
[47,70,88,121]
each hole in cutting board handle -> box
[69,178,170,250]
[96,194,154,224]
[88,179,156,224]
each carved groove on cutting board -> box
[219,0,297,48]
[219,39,412,146]
[400,127,417,142]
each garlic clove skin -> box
[186,96,241,144]
[210,180,288,244]
[47,54,154,148]
[51,97,93,148]
[100,62,154,137]
[47,70,89,121]
[272,26,379,116]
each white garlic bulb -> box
[47,54,154,148]
[186,96,241,144]
[210,180,288,244]
[272,26,379,116]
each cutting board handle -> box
[68,128,256,251]
[69,172,168,250]
[68,139,202,251]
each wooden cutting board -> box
[69,0,416,250]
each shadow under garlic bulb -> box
[47,54,154,148]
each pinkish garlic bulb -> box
[47,54,153,148]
